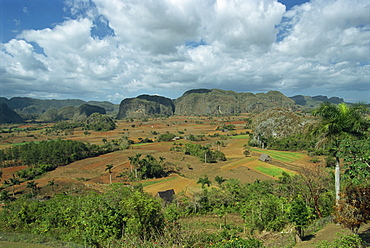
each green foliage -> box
[85,113,116,131]
[197,175,212,188]
[128,154,167,180]
[0,139,112,168]
[266,133,318,152]
[0,140,115,181]
[241,192,288,234]
[0,190,10,202]
[51,113,116,132]
[0,186,165,246]
[157,132,176,142]
[52,121,84,131]
[16,164,56,180]
[217,124,236,131]
[214,176,227,187]
[339,137,370,185]
[316,233,363,248]
[288,197,310,238]
[181,143,226,163]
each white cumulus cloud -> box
[0,0,369,103]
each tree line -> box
[0,139,115,170]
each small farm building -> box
[259,154,272,162]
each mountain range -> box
[0,89,350,123]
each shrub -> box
[157,133,176,142]
[316,234,363,248]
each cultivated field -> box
[0,115,315,198]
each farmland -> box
[0,112,368,248]
[0,115,310,197]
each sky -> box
[0,0,369,104]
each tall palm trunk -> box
[335,156,341,203]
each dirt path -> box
[295,223,370,247]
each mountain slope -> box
[174,89,297,115]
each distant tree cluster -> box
[128,153,167,180]
[216,124,235,131]
[156,132,176,142]
[171,143,226,163]
[51,113,116,132]
[0,139,113,169]
[85,113,116,131]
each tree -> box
[297,164,332,218]
[311,103,369,202]
[128,153,141,176]
[9,175,20,197]
[0,169,2,182]
[26,180,38,196]
[197,175,211,188]
[243,144,251,157]
[333,185,370,234]
[0,190,10,202]
[214,175,227,187]
[288,197,310,242]
[47,179,57,192]
[338,137,370,186]
[105,164,114,184]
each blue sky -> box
[1,0,369,103]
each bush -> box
[316,233,363,248]
[157,133,176,142]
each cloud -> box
[0,0,369,103]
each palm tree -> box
[26,181,38,196]
[47,179,57,192]
[128,153,141,177]
[9,175,20,197]
[311,102,369,202]
[197,175,211,188]
[105,164,114,184]
[215,175,227,187]
[159,156,165,164]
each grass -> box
[0,231,84,248]
[133,176,177,187]
[255,164,290,177]
[0,241,52,248]
[230,134,249,139]
[247,160,295,178]
[250,147,305,162]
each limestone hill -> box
[174,89,297,115]
[0,103,23,123]
[117,95,175,119]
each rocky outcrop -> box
[174,89,297,115]
[117,95,175,119]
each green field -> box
[230,134,249,139]
[254,163,293,177]
[250,147,305,162]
